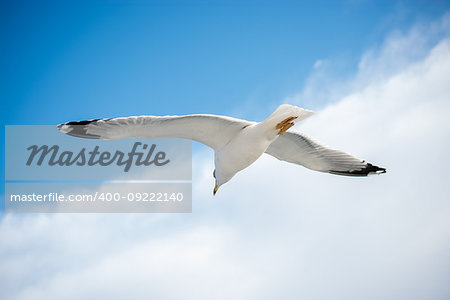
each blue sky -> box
[2,1,449,120]
[1,1,450,299]
[2,0,450,205]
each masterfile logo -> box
[26,142,170,172]
[6,125,191,181]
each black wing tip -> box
[64,118,103,126]
[60,118,112,126]
[56,118,111,139]
[329,162,387,177]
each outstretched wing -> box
[57,115,252,150]
[265,131,386,176]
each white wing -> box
[57,115,252,150]
[265,131,386,176]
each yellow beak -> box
[213,184,219,196]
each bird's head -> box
[212,169,233,196]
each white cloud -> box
[2,14,450,300]
[313,59,323,69]
[286,13,450,111]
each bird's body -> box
[214,124,266,184]
[214,105,314,187]
[57,104,386,194]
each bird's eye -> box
[213,170,216,178]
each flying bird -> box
[57,104,386,195]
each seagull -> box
[57,104,386,195]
